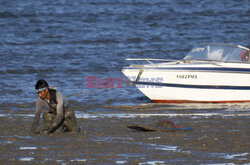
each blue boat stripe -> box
[133,81,250,90]
[125,67,250,73]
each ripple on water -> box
[19,147,37,150]
[19,157,34,161]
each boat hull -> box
[136,85,250,103]
[122,64,250,103]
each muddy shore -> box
[0,103,249,164]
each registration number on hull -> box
[176,75,197,79]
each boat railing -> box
[237,45,249,51]
[125,58,180,65]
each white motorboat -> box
[122,43,250,103]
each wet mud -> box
[0,104,249,164]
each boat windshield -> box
[184,43,250,62]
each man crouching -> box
[31,79,78,134]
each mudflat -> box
[0,104,249,164]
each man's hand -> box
[41,127,51,134]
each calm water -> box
[0,0,249,106]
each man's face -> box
[38,89,48,99]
